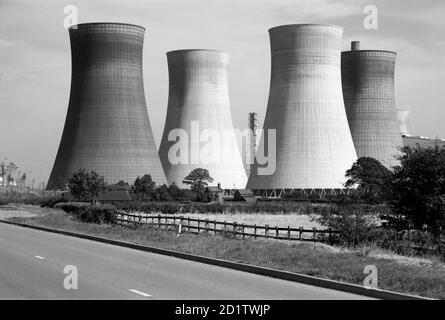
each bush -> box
[375,228,444,258]
[55,202,118,224]
[0,198,10,205]
[54,202,90,215]
[38,194,67,208]
[312,205,381,247]
[78,204,118,224]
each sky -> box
[0,0,444,185]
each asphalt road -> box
[0,222,370,300]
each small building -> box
[206,184,224,203]
[402,134,445,149]
[233,189,257,203]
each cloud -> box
[0,38,14,47]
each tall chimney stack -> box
[351,41,360,51]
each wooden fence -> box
[116,212,339,242]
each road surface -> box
[0,222,370,300]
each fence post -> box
[265,225,269,238]
[299,227,303,241]
[187,217,190,232]
[242,223,245,239]
[288,226,291,240]
[313,227,317,240]
[233,222,237,238]
[254,224,257,239]
[158,214,161,230]
[276,226,279,239]
[214,219,217,236]
[205,219,209,233]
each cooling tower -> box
[47,23,166,190]
[158,49,247,189]
[247,24,357,190]
[342,41,402,168]
[397,109,410,135]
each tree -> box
[392,145,445,233]
[67,169,106,202]
[0,160,18,186]
[168,183,193,201]
[107,180,130,191]
[132,174,156,201]
[152,184,172,201]
[182,168,214,202]
[345,157,393,203]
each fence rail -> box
[116,212,339,242]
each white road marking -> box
[34,255,45,260]
[128,289,152,297]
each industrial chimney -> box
[47,23,166,189]
[342,41,402,168]
[397,109,410,136]
[158,49,247,189]
[245,112,258,177]
[247,24,357,190]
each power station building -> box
[247,24,357,191]
[396,109,445,148]
[342,41,402,168]
[47,23,166,190]
[158,49,247,189]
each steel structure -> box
[158,49,247,189]
[47,23,166,190]
[245,112,258,177]
[247,24,357,189]
[342,41,402,168]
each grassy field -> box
[3,205,444,299]
[171,213,320,229]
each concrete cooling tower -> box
[247,24,357,190]
[342,41,402,168]
[47,23,166,190]
[158,49,247,189]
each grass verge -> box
[6,210,445,299]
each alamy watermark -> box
[363,265,378,289]
[363,5,378,30]
[167,121,276,175]
[63,265,78,290]
[63,5,78,29]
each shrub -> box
[54,202,90,215]
[38,194,67,208]
[55,202,118,224]
[312,205,381,247]
[78,204,118,224]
